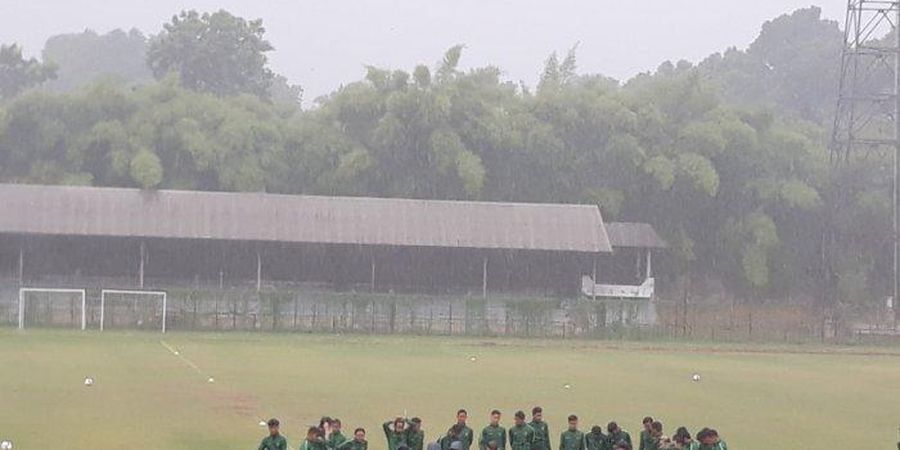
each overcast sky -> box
[1,1,844,101]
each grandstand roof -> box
[0,183,612,253]
[605,222,668,249]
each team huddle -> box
[257,408,727,450]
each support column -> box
[482,255,488,298]
[139,241,146,289]
[370,254,376,292]
[646,250,653,279]
[256,250,262,292]
[592,257,597,301]
[219,246,226,290]
[636,249,642,280]
[18,245,24,286]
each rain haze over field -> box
[1,0,844,102]
[3,1,900,449]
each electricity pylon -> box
[831,0,900,329]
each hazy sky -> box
[1,1,844,101]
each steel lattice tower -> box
[831,0,900,328]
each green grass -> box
[1,330,899,450]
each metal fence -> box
[2,281,897,344]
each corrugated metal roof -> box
[0,183,612,253]
[605,222,668,249]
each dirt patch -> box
[204,390,261,418]
[165,379,263,418]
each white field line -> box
[160,340,205,377]
[161,340,292,438]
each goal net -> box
[18,288,87,330]
[100,289,167,333]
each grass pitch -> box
[1,330,899,450]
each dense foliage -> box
[0,7,890,307]
[0,43,57,100]
[42,29,153,92]
[147,10,275,98]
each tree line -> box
[0,7,889,311]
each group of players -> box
[257,408,727,450]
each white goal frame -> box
[18,288,87,330]
[100,289,167,333]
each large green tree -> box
[699,6,843,123]
[147,10,274,97]
[0,44,57,100]
[42,29,152,92]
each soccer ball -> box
[84,377,95,387]
[563,383,572,389]
[1,440,13,449]
[691,373,701,382]
[207,377,215,383]
[259,421,267,427]
[469,356,477,362]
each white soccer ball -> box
[469,356,477,362]
[563,383,572,389]
[1,440,13,450]
[259,421,267,427]
[207,377,215,383]
[84,377,95,387]
[173,351,180,356]
[691,373,701,382]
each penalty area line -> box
[159,341,281,432]
[160,340,206,377]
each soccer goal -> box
[100,289,168,333]
[18,288,87,330]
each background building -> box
[0,183,665,334]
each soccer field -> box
[1,330,899,450]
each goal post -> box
[18,288,87,330]
[100,289,168,333]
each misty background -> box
[0,0,894,335]
[1,0,844,102]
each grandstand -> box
[0,183,665,332]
